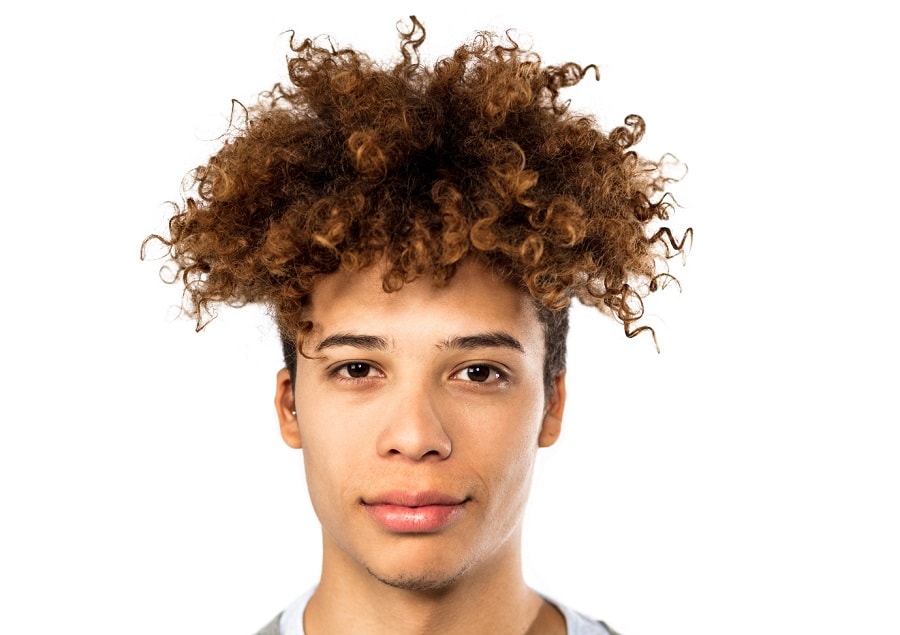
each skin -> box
[274,259,567,634]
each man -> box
[147,16,686,634]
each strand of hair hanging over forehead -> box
[143,16,691,349]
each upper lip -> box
[363,491,468,507]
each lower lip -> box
[365,503,465,533]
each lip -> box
[363,491,468,533]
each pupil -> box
[347,363,370,378]
[467,365,492,382]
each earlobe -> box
[275,368,302,449]
[538,372,566,448]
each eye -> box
[335,362,378,379]
[453,364,504,384]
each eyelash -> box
[331,362,382,381]
[450,364,507,385]
[328,362,508,386]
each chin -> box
[366,568,462,593]
[364,559,473,594]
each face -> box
[275,259,565,592]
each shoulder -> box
[599,621,623,635]
[252,612,283,635]
[253,588,315,635]
[550,598,622,635]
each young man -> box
[147,17,686,635]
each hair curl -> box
[144,17,689,390]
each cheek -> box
[470,399,544,495]
[295,400,359,509]
[478,395,545,449]
[299,428,366,538]
[495,438,539,492]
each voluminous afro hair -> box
[146,17,689,363]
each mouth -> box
[362,491,469,533]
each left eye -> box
[454,365,503,383]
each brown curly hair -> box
[144,17,689,392]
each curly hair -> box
[144,17,689,391]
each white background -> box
[1,2,897,634]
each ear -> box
[275,368,302,449]
[538,372,566,448]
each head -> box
[145,16,687,592]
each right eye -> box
[334,362,377,379]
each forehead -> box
[303,260,543,344]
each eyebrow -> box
[439,332,524,353]
[315,333,390,352]
[313,331,525,354]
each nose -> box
[375,384,452,461]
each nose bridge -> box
[376,373,452,460]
